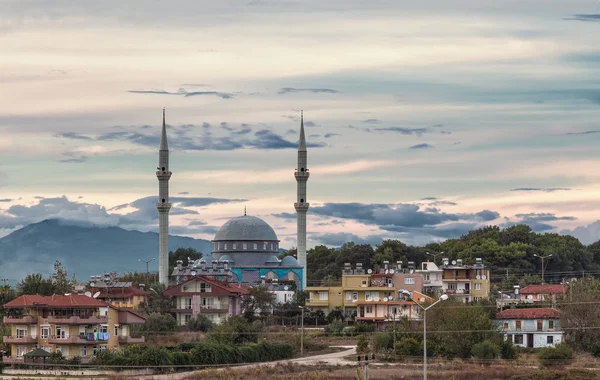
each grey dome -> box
[281,256,299,266]
[219,255,233,262]
[214,215,278,241]
[265,255,280,264]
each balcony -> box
[171,304,229,314]
[47,315,108,325]
[3,316,36,324]
[445,289,470,295]
[306,299,329,307]
[47,335,89,344]
[4,336,37,344]
[118,336,145,344]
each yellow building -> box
[89,284,149,311]
[440,257,490,303]
[2,294,146,364]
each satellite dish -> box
[64,293,71,296]
[390,269,395,274]
[476,275,481,280]
[92,292,101,299]
[419,298,425,302]
[452,260,457,265]
[375,297,380,301]
[383,297,389,302]
[482,275,487,280]
[284,286,289,291]
[527,295,533,300]
[84,292,92,297]
[367,269,373,274]
[190,270,196,276]
[89,282,95,287]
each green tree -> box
[471,340,500,361]
[207,316,262,345]
[51,260,76,294]
[138,312,178,335]
[169,248,202,274]
[144,283,173,315]
[187,314,213,332]
[241,286,276,322]
[560,277,600,352]
[17,273,54,296]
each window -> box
[16,346,26,357]
[448,283,457,290]
[547,336,554,344]
[80,347,87,357]
[361,280,367,285]
[514,334,524,344]
[100,325,108,333]
[366,306,373,313]
[243,243,247,250]
[184,314,192,323]
[549,320,554,329]
[537,321,543,331]
[352,292,358,301]
[404,277,415,285]
[423,263,428,270]
[200,283,211,292]
[233,243,237,250]
[515,321,522,331]
[345,292,353,301]
[114,325,119,337]
[506,334,512,343]
[184,298,192,309]
[16,328,27,338]
[56,326,66,339]
[503,322,509,330]
[425,274,430,281]
[319,291,328,301]
[254,243,258,250]
[41,327,50,339]
[475,283,482,291]
[386,277,393,285]
[202,297,214,307]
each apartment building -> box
[355,290,432,326]
[496,308,563,348]
[417,261,444,293]
[163,275,249,326]
[88,283,148,311]
[440,257,490,302]
[519,284,566,303]
[2,294,146,364]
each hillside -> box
[0,219,212,283]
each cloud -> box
[314,232,384,247]
[272,212,296,219]
[374,127,429,136]
[510,188,571,192]
[324,133,339,138]
[566,130,600,136]
[0,199,12,202]
[409,143,433,149]
[54,132,93,140]
[565,14,600,23]
[561,220,600,245]
[361,119,382,124]
[128,89,234,99]
[304,121,317,127]
[170,225,219,235]
[60,152,88,163]
[504,213,577,232]
[278,88,339,94]
[179,192,190,195]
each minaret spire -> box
[294,110,310,290]
[156,108,172,286]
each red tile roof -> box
[496,308,560,319]
[46,294,110,308]
[3,295,48,308]
[520,284,566,295]
[89,287,149,299]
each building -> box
[440,257,490,303]
[519,284,566,303]
[163,111,308,290]
[163,275,249,326]
[88,281,148,311]
[417,261,444,294]
[355,290,432,326]
[2,294,146,364]
[306,262,426,320]
[496,308,563,348]
[156,108,172,286]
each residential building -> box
[496,308,563,348]
[2,294,146,364]
[163,275,249,326]
[417,261,444,293]
[355,290,432,326]
[306,262,426,320]
[88,280,148,311]
[440,257,490,302]
[519,284,566,303]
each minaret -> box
[156,108,172,286]
[294,111,310,290]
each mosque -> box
[156,110,310,290]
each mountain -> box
[0,219,212,284]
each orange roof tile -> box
[496,308,560,319]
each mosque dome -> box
[265,256,280,264]
[219,255,233,262]
[213,215,278,242]
[281,255,300,266]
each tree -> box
[169,248,202,274]
[138,312,178,335]
[241,286,276,322]
[560,277,600,352]
[52,260,76,294]
[143,283,173,315]
[207,315,262,345]
[17,273,54,296]
[279,247,297,260]
[471,340,500,361]
[187,314,213,332]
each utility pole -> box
[299,306,304,357]
[426,251,444,265]
[139,258,156,284]
[534,254,552,284]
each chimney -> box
[456,259,463,266]
[176,260,183,270]
[383,261,389,270]
[212,260,217,271]
[475,258,482,265]
[139,284,145,291]
[201,260,207,271]
[396,261,403,271]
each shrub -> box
[590,342,600,358]
[354,322,376,334]
[207,315,262,345]
[342,326,356,336]
[370,332,392,354]
[501,340,517,360]
[471,340,500,361]
[139,313,178,334]
[324,319,345,336]
[537,344,574,367]
[394,338,422,358]
[187,314,213,332]
[139,346,173,369]
[327,307,345,323]
[357,334,369,354]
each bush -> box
[394,338,422,358]
[537,344,574,367]
[187,314,213,332]
[139,346,173,370]
[327,307,345,323]
[370,332,392,354]
[501,340,517,360]
[354,322,376,334]
[139,313,178,334]
[324,319,345,336]
[471,340,500,361]
[357,334,369,354]
[207,316,262,345]
[189,341,293,365]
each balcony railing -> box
[118,336,145,344]
[445,289,470,295]
[4,336,37,344]
[47,335,89,344]
[3,316,37,324]
[2,356,25,364]
[47,315,108,325]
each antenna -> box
[84,291,92,297]
[92,292,101,299]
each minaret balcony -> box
[294,202,310,211]
[156,202,172,212]
[156,170,172,179]
[294,170,310,180]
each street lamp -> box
[533,254,552,284]
[299,306,304,357]
[139,258,156,274]
[426,252,444,265]
[402,290,448,380]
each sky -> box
[2,0,600,252]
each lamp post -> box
[426,251,444,265]
[299,306,304,357]
[533,254,552,284]
[403,290,448,380]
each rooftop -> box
[496,308,561,319]
[520,284,566,295]
[5,294,111,309]
[213,215,278,242]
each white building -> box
[416,261,443,293]
[496,308,563,348]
